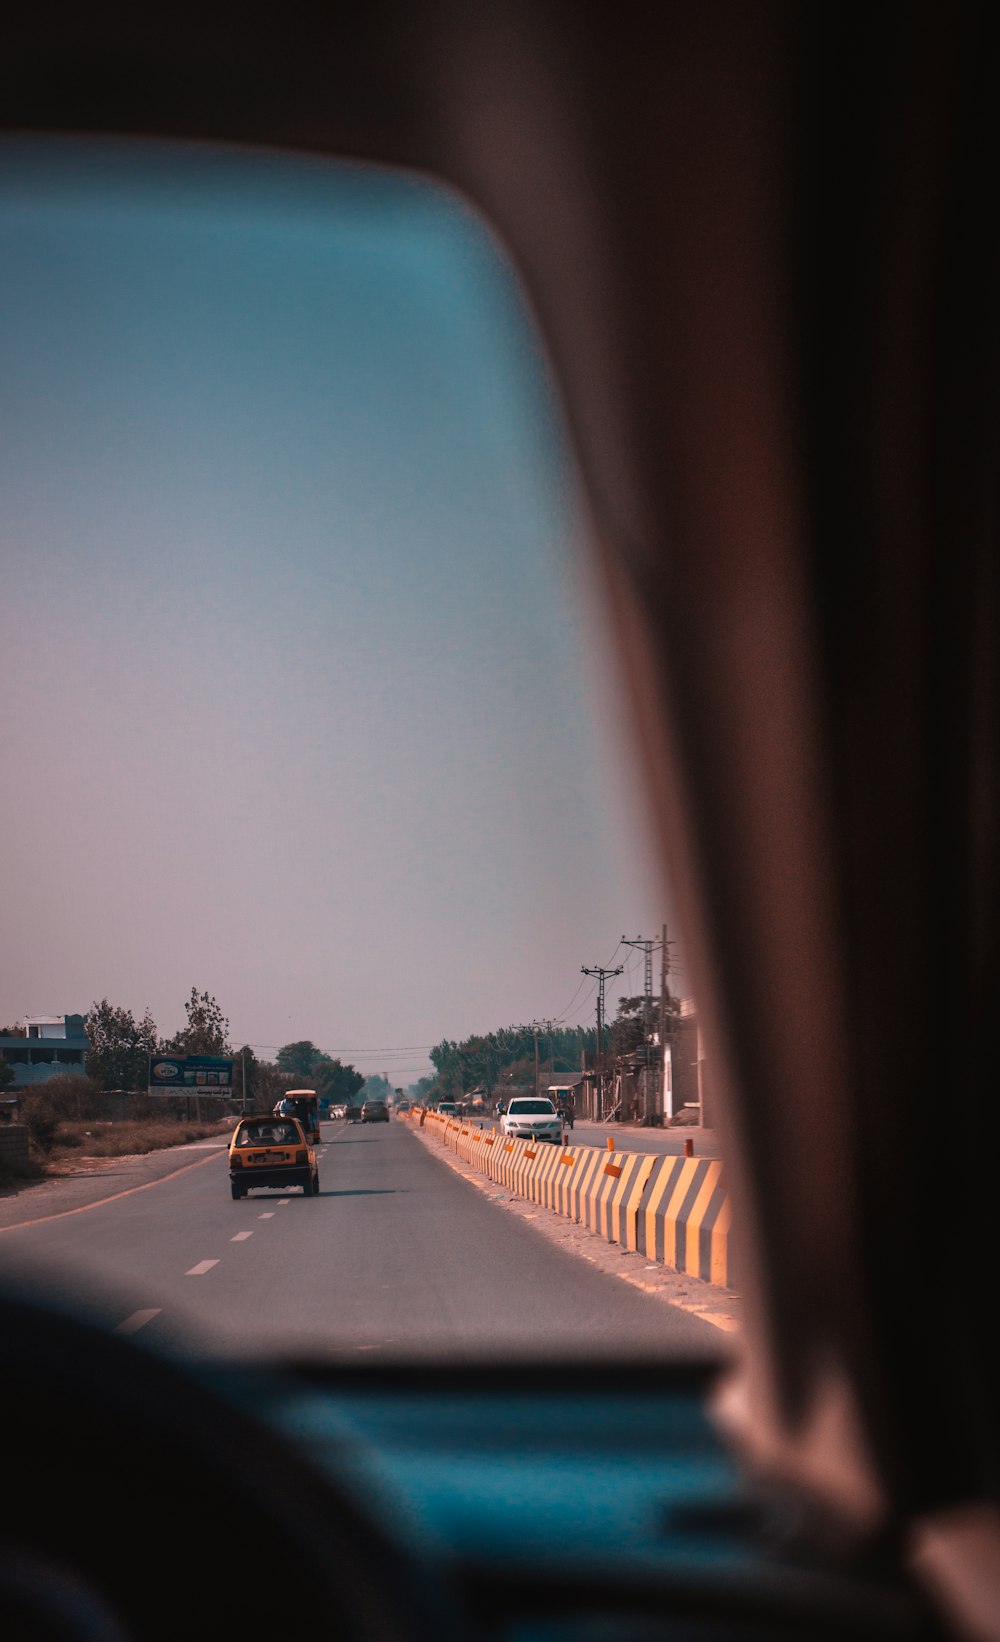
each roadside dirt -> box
[0,1139,229,1230]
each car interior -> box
[2,4,997,1640]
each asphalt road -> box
[0,1121,729,1364]
[554,1120,721,1157]
[461,1119,722,1157]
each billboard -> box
[148,1054,234,1096]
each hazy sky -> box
[1,139,676,1084]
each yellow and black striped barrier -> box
[407,1108,734,1290]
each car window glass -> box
[1,137,692,1362]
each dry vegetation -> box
[6,1075,235,1180]
[47,1116,234,1164]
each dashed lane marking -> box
[231,1231,253,1242]
[186,1259,219,1276]
[115,1309,161,1334]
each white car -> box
[499,1097,563,1144]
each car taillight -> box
[231,1154,242,1167]
[295,1149,307,1164]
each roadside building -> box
[672,998,711,1125]
[0,1014,89,1088]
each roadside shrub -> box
[47,1116,233,1160]
[24,1074,105,1122]
[20,1093,60,1154]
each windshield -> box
[0,139,734,1365]
[237,1123,300,1147]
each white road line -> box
[258,1212,275,1219]
[116,1309,161,1335]
[186,1259,219,1275]
[277,1199,290,1206]
[231,1231,253,1242]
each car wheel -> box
[302,1171,314,1197]
[312,1171,320,1194]
[230,1180,244,1200]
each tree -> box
[607,991,680,1064]
[85,1000,158,1093]
[166,989,230,1056]
[0,1057,15,1090]
[429,1022,597,1100]
[359,1074,392,1103]
[232,1045,257,1109]
[313,1058,364,1108]
[608,996,649,1059]
[276,1040,328,1079]
[252,1060,294,1115]
[429,1038,465,1098]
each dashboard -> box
[1,1289,944,1642]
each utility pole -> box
[658,924,677,1122]
[581,964,623,1119]
[529,1019,556,1100]
[621,935,658,1122]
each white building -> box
[0,1014,89,1087]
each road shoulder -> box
[0,1139,230,1231]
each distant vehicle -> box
[395,1100,410,1113]
[229,1115,318,1199]
[500,1097,562,1144]
[361,1098,389,1123]
[548,1086,576,1129]
[329,1103,348,1120]
[437,1101,458,1117]
[275,1089,321,1144]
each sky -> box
[0,138,678,1086]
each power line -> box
[232,1040,435,1057]
[552,972,596,1025]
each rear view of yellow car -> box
[228,1116,319,1200]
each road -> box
[0,1120,730,1363]
[557,1120,721,1157]
[456,1118,721,1156]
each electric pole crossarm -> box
[581,964,623,1121]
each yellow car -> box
[228,1116,319,1200]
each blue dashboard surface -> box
[235,1364,940,1640]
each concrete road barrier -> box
[409,1108,734,1291]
